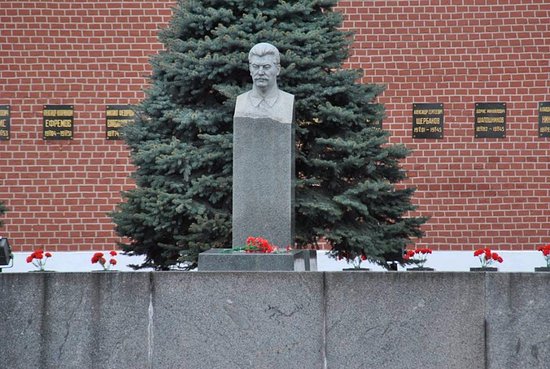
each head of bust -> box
[248,42,281,64]
[248,43,281,93]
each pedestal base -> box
[470,267,498,272]
[198,249,317,271]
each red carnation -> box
[109,259,117,265]
[245,236,277,254]
[109,250,117,256]
[91,252,105,264]
[538,244,550,267]
[27,248,52,271]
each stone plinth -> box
[485,273,550,369]
[232,116,294,249]
[2,272,550,369]
[152,272,324,369]
[0,272,151,369]
[198,249,313,271]
[324,272,486,369]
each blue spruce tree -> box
[112,0,427,270]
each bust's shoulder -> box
[236,90,250,101]
[278,90,294,106]
[237,90,251,98]
[279,90,294,100]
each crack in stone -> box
[57,289,86,362]
[265,303,304,321]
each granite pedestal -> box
[232,116,294,249]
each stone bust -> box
[234,42,294,124]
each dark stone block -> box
[470,267,498,272]
[302,249,318,271]
[198,249,309,271]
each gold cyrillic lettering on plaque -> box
[412,103,444,139]
[538,102,550,138]
[43,105,74,140]
[106,105,135,140]
[474,102,506,138]
[0,105,10,141]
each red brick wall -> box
[0,0,174,251]
[1,1,549,252]
[340,0,550,250]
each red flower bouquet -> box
[536,244,550,268]
[473,247,503,268]
[245,237,277,253]
[26,249,53,271]
[403,248,432,269]
[91,250,118,271]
